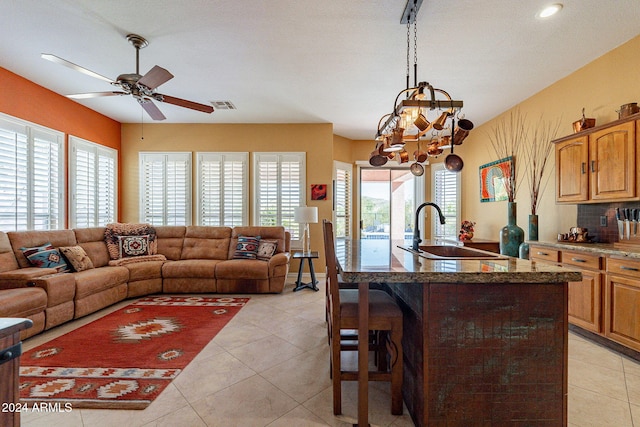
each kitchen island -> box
[336,239,582,426]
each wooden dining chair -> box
[322,219,403,416]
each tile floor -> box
[19,277,640,427]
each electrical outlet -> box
[600,215,608,227]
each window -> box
[196,152,248,226]
[69,136,117,228]
[139,152,191,226]
[0,113,64,231]
[253,152,305,241]
[333,161,352,239]
[432,163,460,238]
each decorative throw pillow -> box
[118,235,151,258]
[256,239,278,261]
[59,246,94,272]
[21,243,70,273]
[233,235,261,260]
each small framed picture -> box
[311,184,327,200]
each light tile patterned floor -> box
[19,277,640,426]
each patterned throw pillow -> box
[21,243,70,273]
[59,246,94,272]
[118,235,151,258]
[256,239,278,261]
[233,235,261,260]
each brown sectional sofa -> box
[0,225,290,339]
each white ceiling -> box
[1,0,639,140]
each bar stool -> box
[322,220,403,415]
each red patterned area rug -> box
[20,295,248,410]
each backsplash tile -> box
[577,202,640,243]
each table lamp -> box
[294,206,318,254]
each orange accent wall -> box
[0,67,122,225]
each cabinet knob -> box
[571,257,586,263]
[591,160,596,173]
[620,265,639,271]
[581,162,586,174]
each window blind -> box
[254,152,305,240]
[140,152,191,226]
[334,161,352,239]
[197,152,248,226]
[0,114,63,231]
[433,163,460,238]
[69,136,117,228]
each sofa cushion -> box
[74,227,111,268]
[73,266,129,300]
[155,226,186,260]
[0,287,47,318]
[8,229,77,268]
[233,235,261,260]
[59,246,94,272]
[118,234,151,258]
[229,226,286,259]
[162,259,224,278]
[215,259,269,280]
[105,223,158,260]
[181,226,231,260]
[257,239,278,261]
[21,243,70,273]
[0,231,19,272]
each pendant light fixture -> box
[370,0,471,173]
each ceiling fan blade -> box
[138,99,166,121]
[41,53,113,83]
[67,91,126,99]
[155,94,214,113]
[137,65,174,90]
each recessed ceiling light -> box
[538,3,563,18]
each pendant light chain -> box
[405,15,411,91]
[413,2,418,88]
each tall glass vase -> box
[500,202,524,257]
[519,214,538,259]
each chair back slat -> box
[322,220,341,317]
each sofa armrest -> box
[28,273,76,308]
[0,267,58,290]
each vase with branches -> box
[488,110,527,257]
[521,116,561,248]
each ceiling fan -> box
[42,33,214,120]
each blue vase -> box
[500,202,524,257]
[519,214,538,259]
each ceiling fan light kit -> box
[42,33,214,121]
[370,0,470,173]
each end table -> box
[293,251,319,292]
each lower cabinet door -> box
[568,269,602,333]
[605,274,640,351]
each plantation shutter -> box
[140,152,191,226]
[0,114,63,231]
[433,163,460,238]
[334,161,352,239]
[69,136,117,228]
[254,152,305,240]
[197,152,247,226]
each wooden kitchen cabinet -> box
[555,118,638,203]
[555,135,589,202]
[605,256,640,352]
[562,250,603,333]
[589,121,636,200]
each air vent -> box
[210,100,236,110]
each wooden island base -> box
[387,280,568,426]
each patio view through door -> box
[359,167,423,264]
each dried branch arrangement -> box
[523,116,562,215]
[488,109,528,202]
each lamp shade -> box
[294,206,318,224]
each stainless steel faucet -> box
[412,202,446,251]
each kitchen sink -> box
[400,245,509,260]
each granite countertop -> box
[527,240,640,259]
[337,239,582,284]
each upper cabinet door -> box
[589,121,636,201]
[556,135,589,202]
